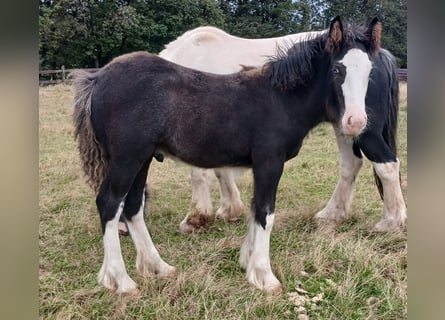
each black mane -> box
[265,33,326,91]
[266,23,373,91]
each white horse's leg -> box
[316,127,363,222]
[240,214,282,294]
[372,159,407,232]
[179,167,215,233]
[126,190,176,277]
[98,201,138,294]
[214,168,245,221]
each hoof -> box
[372,219,406,233]
[178,211,215,233]
[179,220,202,234]
[98,271,138,295]
[118,287,140,297]
[137,260,177,278]
[265,283,283,296]
[157,264,177,278]
[246,266,282,295]
[215,204,245,222]
[315,208,346,223]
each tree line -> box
[39,0,406,71]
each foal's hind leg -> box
[179,167,215,233]
[316,126,363,223]
[214,168,245,222]
[96,163,140,294]
[123,160,176,278]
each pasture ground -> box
[39,83,407,319]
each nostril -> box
[347,116,352,125]
[362,115,368,126]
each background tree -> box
[137,0,225,54]
[219,0,307,38]
[321,0,407,67]
[39,0,224,69]
[39,0,406,69]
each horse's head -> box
[326,16,381,136]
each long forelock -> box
[341,23,372,54]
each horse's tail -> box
[71,70,107,194]
[373,49,400,200]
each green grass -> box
[39,83,407,319]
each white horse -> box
[158,26,322,233]
[158,26,406,233]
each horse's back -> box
[95,51,176,91]
[90,50,249,124]
[160,27,245,73]
[160,27,324,74]
[90,52,176,127]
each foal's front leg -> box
[372,159,407,232]
[358,132,407,232]
[240,158,283,294]
[316,126,362,222]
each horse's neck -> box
[240,30,325,61]
[280,30,325,44]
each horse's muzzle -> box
[342,112,367,136]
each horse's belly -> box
[155,144,252,169]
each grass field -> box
[39,82,407,319]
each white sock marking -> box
[373,159,407,231]
[240,214,281,292]
[126,190,175,277]
[98,201,137,293]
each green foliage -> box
[220,0,307,37]
[136,0,225,54]
[322,0,407,67]
[39,0,225,69]
[39,0,407,69]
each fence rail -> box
[39,67,100,86]
[39,66,408,86]
[397,68,407,81]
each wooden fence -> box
[397,68,407,81]
[39,66,408,86]
[39,66,100,86]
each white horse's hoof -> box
[98,268,138,294]
[372,218,406,233]
[178,210,215,233]
[216,203,245,222]
[315,208,346,222]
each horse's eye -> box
[332,67,339,74]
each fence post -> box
[62,65,66,83]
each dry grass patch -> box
[39,83,407,319]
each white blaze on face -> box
[340,49,372,136]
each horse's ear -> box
[366,17,382,56]
[325,16,345,54]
